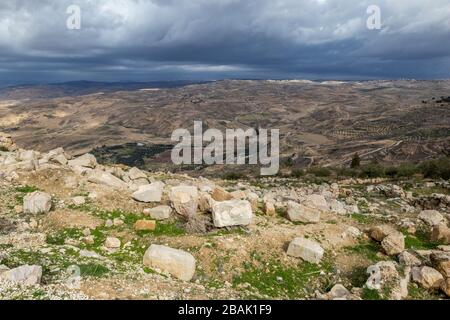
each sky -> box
[0,0,449,85]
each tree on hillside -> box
[350,153,361,168]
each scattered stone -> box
[343,226,362,238]
[398,251,421,266]
[169,185,199,218]
[113,218,124,226]
[144,205,172,220]
[87,170,128,190]
[72,196,85,206]
[287,237,324,264]
[286,201,320,223]
[79,250,101,259]
[14,205,23,214]
[264,201,276,216]
[328,199,347,215]
[211,200,252,228]
[412,266,444,289]
[104,236,121,249]
[132,183,163,203]
[381,231,405,256]
[198,192,214,212]
[230,190,246,200]
[365,261,408,300]
[441,277,450,297]
[302,194,329,212]
[430,252,450,277]
[431,223,450,244]
[134,220,156,231]
[143,244,196,281]
[418,210,445,226]
[128,167,147,180]
[369,225,396,242]
[328,284,351,299]
[105,219,113,228]
[0,265,42,285]
[246,192,259,211]
[211,187,233,201]
[68,153,97,168]
[23,192,52,214]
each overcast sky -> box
[0,0,449,84]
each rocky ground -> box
[1,132,450,300]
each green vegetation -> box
[346,266,368,287]
[79,263,109,277]
[222,172,246,180]
[46,228,85,245]
[233,258,333,299]
[361,287,383,300]
[350,153,361,168]
[403,229,441,250]
[419,157,450,180]
[351,213,376,224]
[14,185,40,203]
[408,284,442,300]
[346,242,384,263]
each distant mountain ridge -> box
[0,80,210,100]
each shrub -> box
[419,158,450,180]
[359,163,385,178]
[290,169,304,178]
[222,172,245,180]
[308,167,331,177]
[350,153,361,168]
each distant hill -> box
[0,80,209,100]
[0,79,449,173]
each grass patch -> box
[46,228,84,245]
[79,263,109,277]
[14,185,40,203]
[403,229,441,250]
[232,258,333,299]
[351,213,375,224]
[345,242,384,262]
[361,287,383,300]
[407,284,443,300]
[346,266,368,288]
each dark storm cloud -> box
[0,0,449,84]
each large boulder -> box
[128,167,147,180]
[369,225,397,242]
[87,169,128,190]
[132,183,163,203]
[381,231,405,256]
[287,237,324,264]
[211,200,253,228]
[68,153,97,168]
[0,265,42,285]
[418,210,445,226]
[211,187,233,201]
[143,244,196,281]
[431,224,450,244]
[169,185,199,218]
[302,194,329,212]
[430,252,450,278]
[23,191,52,214]
[286,201,320,223]
[411,266,444,289]
[365,261,408,300]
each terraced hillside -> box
[0,80,449,174]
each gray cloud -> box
[0,0,449,84]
